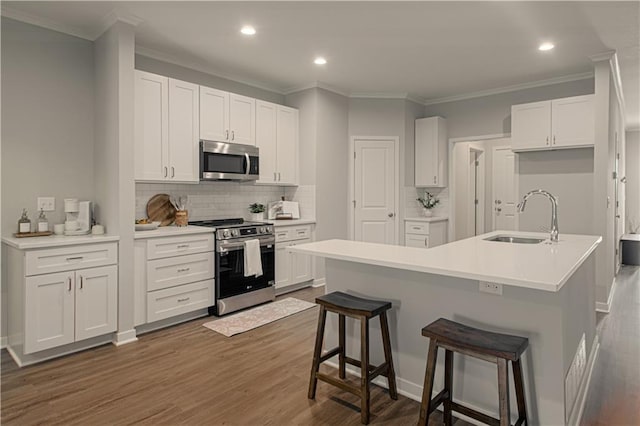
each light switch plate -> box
[37,197,55,212]
[479,281,503,295]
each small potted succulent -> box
[249,203,266,221]
[417,191,440,217]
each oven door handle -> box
[218,242,274,253]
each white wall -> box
[1,18,96,340]
[626,130,640,233]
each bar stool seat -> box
[308,291,397,424]
[419,318,529,426]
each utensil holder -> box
[175,210,188,227]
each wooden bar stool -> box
[308,291,398,424]
[418,318,529,426]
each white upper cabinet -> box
[255,101,298,186]
[200,87,255,145]
[511,94,594,152]
[415,116,448,187]
[229,94,256,145]
[134,71,199,183]
[135,71,168,181]
[199,86,229,143]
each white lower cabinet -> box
[6,242,119,357]
[274,224,314,291]
[404,220,447,249]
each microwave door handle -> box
[244,153,251,177]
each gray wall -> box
[285,89,318,186]
[135,55,284,104]
[1,18,95,235]
[626,130,640,233]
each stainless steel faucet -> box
[517,189,559,242]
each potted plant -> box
[417,191,439,217]
[249,203,266,221]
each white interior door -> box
[354,139,396,244]
[492,147,517,231]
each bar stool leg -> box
[418,339,439,426]
[512,359,528,425]
[497,357,510,426]
[379,311,398,400]
[360,316,370,424]
[308,305,327,400]
[443,349,454,426]
[339,314,346,379]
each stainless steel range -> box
[189,218,275,316]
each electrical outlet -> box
[37,197,55,212]
[479,281,503,295]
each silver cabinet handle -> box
[553,135,556,145]
[164,166,168,177]
[79,276,84,289]
[495,200,502,205]
[496,208,502,212]
[177,297,190,302]
[68,277,72,292]
[177,267,191,273]
[388,213,394,218]
[231,130,235,141]
[225,130,229,140]
[412,226,421,230]
[66,256,83,261]
[171,166,175,178]
[433,176,437,184]
[177,244,190,249]
[546,136,549,146]
[274,172,277,181]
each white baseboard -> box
[312,278,326,288]
[596,276,617,313]
[1,336,7,349]
[569,335,600,425]
[112,329,138,346]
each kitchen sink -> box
[484,235,545,244]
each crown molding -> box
[135,46,287,95]
[1,5,95,40]
[589,50,616,63]
[423,71,594,106]
[95,9,143,39]
[283,81,350,98]
[350,92,426,104]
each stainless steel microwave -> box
[200,140,259,181]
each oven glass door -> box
[217,244,275,299]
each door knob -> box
[388,213,394,218]
[496,208,502,212]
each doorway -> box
[350,137,399,245]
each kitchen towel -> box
[243,239,263,277]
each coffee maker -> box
[64,199,92,235]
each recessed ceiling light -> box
[241,26,256,36]
[314,57,327,65]
[538,42,555,51]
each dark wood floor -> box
[0,287,465,425]
[3,267,639,425]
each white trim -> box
[350,92,426,105]
[348,136,401,245]
[0,336,7,349]
[589,50,616,63]
[570,336,600,425]
[449,133,511,144]
[423,72,594,106]
[312,278,327,288]
[595,276,617,313]
[112,329,138,346]
[135,309,209,336]
[136,46,288,96]
[283,81,350,98]
[95,9,143,40]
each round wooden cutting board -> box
[146,194,176,226]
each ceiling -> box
[3,1,639,128]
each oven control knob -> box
[232,229,240,237]
[261,227,267,234]
[223,230,230,238]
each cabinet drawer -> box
[147,252,214,291]
[405,222,430,235]
[25,243,118,276]
[147,279,213,323]
[146,234,214,260]
[275,225,312,242]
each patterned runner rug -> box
[202,297,316,337]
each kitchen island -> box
[289,231,601,425]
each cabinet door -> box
[200,86,229,142]
[405,234,429,249]
[511,101,552,151]
[75,266,118,341]
[275,242,292,289]
[25,271,75,354]
[168,79,199,182]
[229,94,255,145]
[135,70,169,181]
[290,240,312,284]
[255,100,278,183]
[551,95,594,148]
[415,117,446,187]
[277,106,298,185]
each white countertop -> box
[289,231,602,292]
[134,225,214,239]
[2,234,120,250]
[266,219,316,227]
[622,234,640,241]
[404,216,448,223]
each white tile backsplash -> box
[405,186,449,218]
[284,185,316,219]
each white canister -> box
[53,224,65,235]
[64,198,79,212]
[91,225,105,235]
